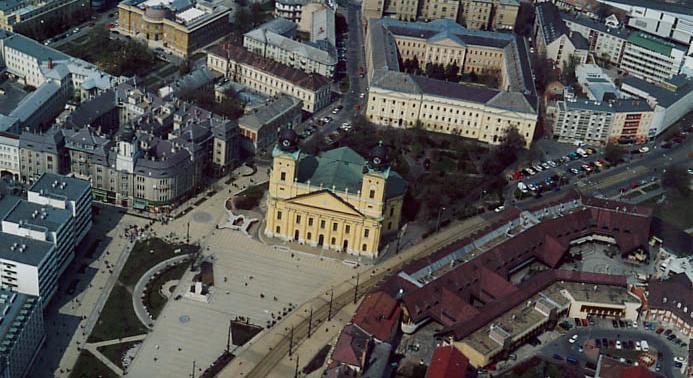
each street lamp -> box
[435,206,446,233]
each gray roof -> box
[65,91,117,129]
[2,33,70,63]
[253,17,297,38]
[2,198,72,234]
[29,173,91,203]
[0,232,53,267]
[0,0,23,12]
[0,290,41,357]
[536,2,569,45]
[622,74,693,108]
[366,19,401,74]
[9,80,62,123]
[171,67,219,95]
[561,98,652,112]
[597,0,693,16]
[239,94,301,132]
[412,76,500,103]
[569,32,589,50]
[245,27,337,66]
[562,12,631,40]
[19,127,64,154]
[487,91,537,113]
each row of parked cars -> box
[510,147,599,181]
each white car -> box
[494,205,505,213]
[631,321,638,328]
[674,356,685,363]
[359,92,365,99]
[615,340,622,350]
[548,160,557,168]
[639,146,650,153]
[532,164,544,172]
[641,340,649,352]
[635,341,641,351]
[568,334,578,344]
[518,182,528,193]
[525,168,536,175]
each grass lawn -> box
[88,238,198,342]
[119,238,198,288]
[98,341,141,370]
[69,351,117,378]
[230,321,263,345]
[143,260,191,319]
[642,190,693,231]
[88,283,147,343]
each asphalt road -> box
[507,135,693,208]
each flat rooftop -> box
[2,197,71,233]
[0,231,54,266]
[29,173,91,202]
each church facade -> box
[264,128,407,258]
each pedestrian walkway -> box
[83,334,147,377]
[132,255,193,329]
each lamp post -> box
[435,207,446,233]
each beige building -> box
[0,0,89,34]
[238,93,303,153]
[534,3,589,71]
[265,130,407,258]
[365,18,537,147]
[207,43,332,113]
[117,0,231,58]
[456,280,641,368]
[459,0,519,31]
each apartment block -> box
[0,132,20,179]
[533,3,589,70]
[597,0,693,45]
[117,0,232,58]
[552,98,653,145]
[28,173,92,247]
[207,43,332,113]
[459,0,519,31]
[620,32,687,83]
[0,0,89,34]
[562,12,630,65]
[244,18,337,78]
[0,291,45,378]
[238,94,303,153]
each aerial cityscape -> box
[0,0,690,377]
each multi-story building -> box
[0,132,20,179]
[28,173,92,247]
[0,290,45,378]
[621,74,693,139]
[533,3,589,70]
[562,12,631,65]
[0,30,125,132]
[620,31,687,84]
[597,0,693,45]
[18,127,67,183]
[0,0,89,34]
[207,43,332,113]
[244,18,337,78]
[265,129,407,258]
[362,0,519,30]
[238,94,303,153]
[646,273,692,338]
[0,226,56,302]
[365,18,538,147]
[552,98,653,145]
[1,198,74,279]
[117,0,232,58]
[274,0,328,22]
[459,0,519,31]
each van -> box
[641,340,649,352]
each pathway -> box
[83,334,147,377]
[132,255,193,329]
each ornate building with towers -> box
[264,128,407,258]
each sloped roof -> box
[486,91,536,113]
[330,324,371,368]
[352,291,401,342]
[536,2,569,45]
[426,345,470,378]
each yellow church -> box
[264,128,407,258]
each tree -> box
[445,63,460,82]
[662,165,690,197]
[604,143,625,163]
[561,55,579,87]
[482,127,526,175]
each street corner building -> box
[264,128,407,259]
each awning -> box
[133,199,148,210]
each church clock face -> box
[373,157,382,165]
[282,139,291,147]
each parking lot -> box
[530,318,690,378]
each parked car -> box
[639,146,650,153]
[615,340,622,350]
[553,353,563,360]
[569,334,578,344]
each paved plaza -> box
[126,209,355,377]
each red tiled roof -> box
[352,290,401,342]
[207,43,331,91]
[330,324,371,369]
[426,345,469,378]
[647,273,692,328]
[599,357,658,378]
